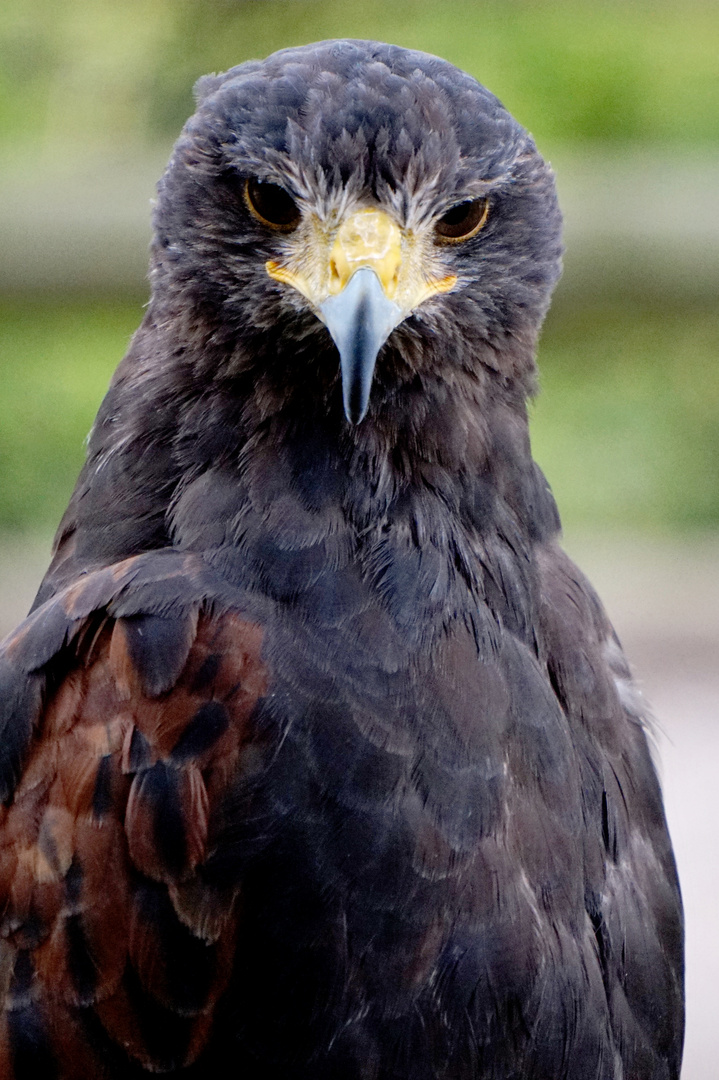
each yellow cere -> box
[266,207,457,315]
[328,210,402,298]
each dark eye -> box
[435,197,489,243]
[245,179,301,231]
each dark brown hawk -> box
[0,40,683,1079]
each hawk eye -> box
[245,179,301,231]
[435,197,489,243]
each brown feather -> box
[0,605,268,1072]
[125,761,209,882]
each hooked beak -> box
[266,207,456,424]
[319,268,401,424]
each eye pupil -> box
[435,197,489,242]
[245,179,301,230]
[443,204,471,227]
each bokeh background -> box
[0,2,717,1075]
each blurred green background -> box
[0,0,718,538]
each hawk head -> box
[151,40,562,427]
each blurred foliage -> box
[533,303,719,530]
[0,299,717,533]
[1,0,718,161]
[0,302,136,532]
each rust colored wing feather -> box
[0,552,267,1076]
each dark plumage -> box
[0,40,682,1078]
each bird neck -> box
[40,311,559,629]
[164,352,560,647]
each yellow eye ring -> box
[435,197,489,243]
[245,178,301,232]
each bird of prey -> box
[0,40,683,1079]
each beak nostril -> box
[328,245,351,295]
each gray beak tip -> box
[345,398,369,426]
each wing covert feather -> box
[0,556,268,1076]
